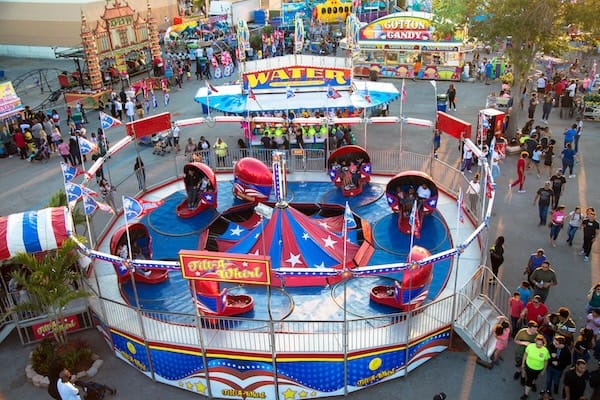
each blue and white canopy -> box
[194,81,400,114]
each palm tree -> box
[9,238,89,344]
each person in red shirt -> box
[510,292,526,336]
[521,295,549,326]
[510,151,528,192]
[14,129,27,159]
[554,80,565,107]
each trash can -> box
[436,94,448,112]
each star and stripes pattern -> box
[60,162,90,182]
[123,196,164,220]
[327,85,341,99]
[99,111,122,130]
[216,206,359,270]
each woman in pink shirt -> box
[549,205,566,247]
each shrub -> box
[31,338,94,376]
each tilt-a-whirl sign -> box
[179,250,271,285]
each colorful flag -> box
[286,86,295,99]
[327,85,342,99]
[99,111,122,130]
[248,89,256,100]
[344,201,357,229]
[83,192,114,215]
[152,92,158,109]
[457,188,464,224]
[78,137,98,155]
[409,200,421,236]
[401,79,407,103]
[65,182,83,206]
[123,196,164,220]
[60,162,90,182]
[206,81,219,95]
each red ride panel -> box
[126,112,171,138]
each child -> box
[517,281,533,307]
[531,145,543,178]
[491,317,511,365]
[509,292,525,336]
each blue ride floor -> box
[122,181,453,324]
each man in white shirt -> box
[171,122,181,152]
[124,98,135,122]
[57,369,81,400]
[417,183,431,199]
[536,74,547,93]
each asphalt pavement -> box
[0,54,599,400]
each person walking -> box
[489,236,504,282]
[520,334,550,399]
[563,360,590,400]
[528,92,539,119]
[541,94,553,123]
[549,169,566,210]
[134,156,145,192]
[581,210,599,262]
[124,98,135,122]
[529,261,558,303]
[533,181,554,226]
[545,335,571,395]
[574,116,583,154]
[566,206,583,246]
[514,321,539,382]
[510,151,528,193]
[543,144,554,178]
[460,143,473,173]
[446,84,457,111]
[561,143,576,178]
[549,205,566,247]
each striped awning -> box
[0,207,71,260]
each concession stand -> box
[352,11,466,81]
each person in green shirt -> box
[521,335,551,399]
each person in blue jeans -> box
[566,206,583,246]
[545,335,571,395]
[533,182,554,226]
[561,142,577,177]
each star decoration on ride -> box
[230,225,244,236]
[322,235,337,248]
[286,252,302,267]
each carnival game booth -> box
[352,11,466,81]
[193,55,400,146]
[385,171,438,238]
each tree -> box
[8,238,89,344]
[433,0,592,138]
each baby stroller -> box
[152,136,170,156]
[74,380,116,400]
[152,131,171,156]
